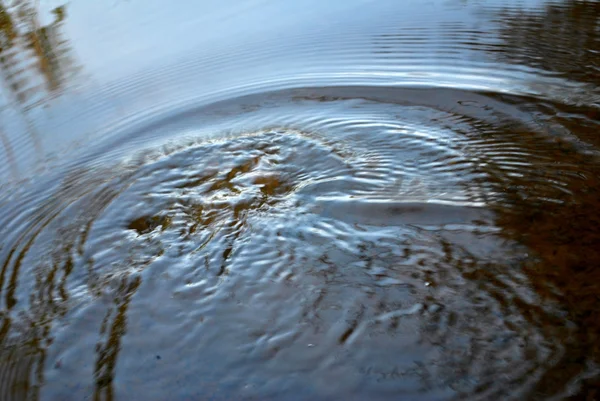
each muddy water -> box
[1,0,600,400]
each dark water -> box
[1,0,600,400]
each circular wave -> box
[0,86,594,400]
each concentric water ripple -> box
[1,0,600,399]
[1,86,595,400]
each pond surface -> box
[1,0,599,400]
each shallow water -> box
[1,0,600,400]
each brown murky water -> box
[1,0,600,400]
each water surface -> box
[1,0,599,400]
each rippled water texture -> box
[1,0,600,400]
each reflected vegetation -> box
[1,0,79,180]
[94,275,141,401]
[488,2,600,397]
[0,1,75,105]
[495,1,600,155]
[495,0,600,87]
